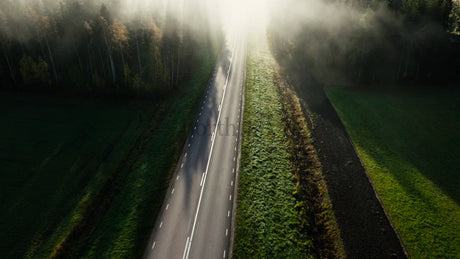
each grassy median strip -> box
[327,88,460,258]
[234,45,311,258]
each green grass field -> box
[0,94,147,258]
[234,45,311,258]
[326,88,460,258]
[0,52,214,258]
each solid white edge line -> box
[185,39,237,259]
[182,237,190,259]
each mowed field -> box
[0,51,213,258]
[0,94,147,257]
[326,88,460,258]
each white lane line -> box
[236,129,239,134]
[188,144,191,147]
[200,172,205,186]
[171,188,175,194]
[183,237,190,259]
[229,195,232,201]
[199,112,201,116]
[166,204,169,210]
[232,168,235,173]
[191,134,194,139]
[233,156,236,162]
[235,137,238,142]
[223,250,226,258]
[181,163,184,168]
[185,41,236,259]
[194,126,196,130]
[228,210,230,217]
[231,180,233,186]
[185,153,187,158]
[234,146,237,151]
[152,241,156,250]
[226,228,228,236]
[159,221,163,228]
[176,175,180,180]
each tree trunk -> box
[136,32,142,73]
[103,29,116,82]
[45,36,58,85]
[0,42,15,81]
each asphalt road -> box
[144,34,247,259]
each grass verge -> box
[0,51,216,258]
[326,88,460,258]
[235,42,344,258]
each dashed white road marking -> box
[229,195,232,201]
[232,168,235,173]
[166,204,169,210]
[223,250,226,258]
[233,156,236,162]
[176,175,180,180]
[200,172,205,187]
[226,228,228,236]
[152,241,156,250]
[159,221,163,228]
[231,180,233,186]
[228,210,230,217]
[181,163,184,168]
[171,188,175,194]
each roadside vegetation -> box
[234,42,344,258]
[0,0,220,257]
[327,88,460,258]
[0,33,217,259]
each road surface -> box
[144,34,247,259]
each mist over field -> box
[268,0,460,86]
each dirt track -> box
[282,72,407,258]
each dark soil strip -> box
[276,72,346,258]
[280,71,408,258]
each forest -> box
[0,0,220,97]
[268,0,460,86]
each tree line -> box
[268,0,460,87]
[0,0,220,96]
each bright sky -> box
[215,0,270,33]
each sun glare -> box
[217,0,269,34]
